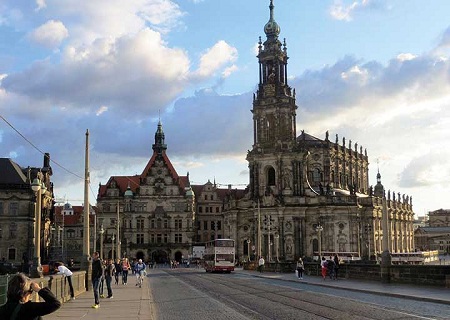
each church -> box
[223,0,415,262]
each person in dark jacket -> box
[91,251,102,308]
[0,273,61,320]
[104,259,115,298]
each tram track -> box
[164,269,438,320]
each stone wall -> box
[30,271,86,302]
[245,262,450,287]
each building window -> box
[210,195,214,200]
[175,219,182,230]
[150,234,155,243]
[211,221,216,230]
[9,203,19,216]
[210,234,215,241]
[0,225,2,239]
[205,207,209,213]
[217,221,221,230]
[198,206,203,213]
[157,234,162,243]
[267,167,276,186]
[137,219,145,230]
[136,234,144,244]
[8,248,16,260]
[157,219,162,229]
[216,207,220,213]
[110,219,116,226]
[203,221,208,230]
[175,234,182,243]
[164,220,168,229]
[9,223,17,239]
[204,195,207,200]
[0,202,3,215]
[67,229,75,238]
[164,234,168,243]
[151,219,155,229]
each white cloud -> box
[329,0,386,21]
[96,106,108,116]
[35,0,46,11]
[28,20,69,48]
[222,65,238,78]
[397,53,417,62]
[193,40,238,78]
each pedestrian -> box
[54,262,75,300]
[121,257,131,285]
[91,251,102,309]
[327,256,336,280]
[296,258,304,279]
[134,259,147,288]
[99,260,106,298]
[105,259,115,298]
[0,273,61,319]
[114,258,122,285]
[68,258,74,269]
[333,254,340,280]
[320,256,328,280]
[258,256,265,273]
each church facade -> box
[223,1,416,262]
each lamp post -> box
[111,234,115,260]
[247,239,251,261]
[99,225,104,260]
[31,177,44,278]
[315,224,323,260]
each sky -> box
[1,0,450,217]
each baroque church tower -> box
[248,0,298,199]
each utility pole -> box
[117,201,120,260]
[257,199,261,259]
[82,129,92,289]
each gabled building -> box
[96,121,196,263]
[0,154,54,270]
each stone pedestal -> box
[380,250,392,283]
[80,254,92,291]
[30,257,43,279]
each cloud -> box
[35,0,46,12]
[28,20,69,48]
[193,40,238,79]
[3,28,190,117]
[398,152,450,188]
[329,0,387,21]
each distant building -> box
[414,209,450,253]
[96,121,196,263]
[51,203,96,264]
[0,154,54,270]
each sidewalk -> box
[45,276,155,320]
[45,268,449,319]
[238,269,450,305]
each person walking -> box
[333,254,340,280]
[134,259,147,288]
[320,256,328,280]
[104,259,115,298]
[258,256,265,273]
[91,251,102,309]
[296,258,304,279]
[327,256,336,280]
[121,258,131,285]
[114,258,122,285]
[99,260,106,298]
[55,262,75,300]
[0,273,61,319]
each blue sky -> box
[1,0,450,216]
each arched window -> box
[267,167,276,186]
[312,169,321,185]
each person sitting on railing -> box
[0,273,61,319]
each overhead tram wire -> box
[1,115,84,180]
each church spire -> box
[152,120,167,156]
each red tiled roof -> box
[54,205,97,226]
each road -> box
[149,268,449,320]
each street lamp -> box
[247,239,251,261]
[111,234,115,260]
[31,177,43,278]
[315,224,323,260]
[99,225,104,260]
